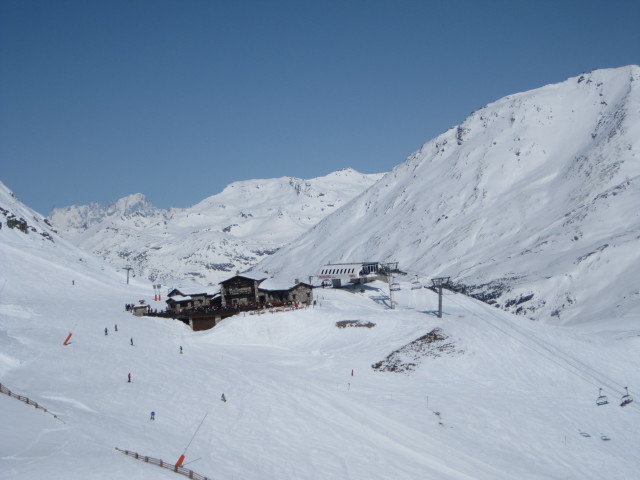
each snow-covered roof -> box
[259,278,296,291]
[167,295,192,302]
[259,279,312,291]
[169,287,219,297]
[184,291,212,297]
[224,270,269,282]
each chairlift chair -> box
[390,283,401,292]
[596,388,608,406]
[411,276,422,290]
[620,387,633,407]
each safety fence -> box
[0,382,64,423]
[115,447,211,480]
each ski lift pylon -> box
[620,387,633,407]
[596,388,608,406]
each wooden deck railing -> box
[115,447,211,480]
[0,382,64,423]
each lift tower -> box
[431,277,450,318]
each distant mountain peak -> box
[107,193,159,218]
[48,192,164,235]
[46,169,383,285]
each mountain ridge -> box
[47,168,383,285]
[257,66,640,325]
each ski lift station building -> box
[318,261,397,287]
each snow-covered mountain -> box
[0,181,116,280]
[258,66,640,325]
[48,193,163,232]
[2,179,639,480]
[47,168,383,285]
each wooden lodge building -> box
[166,288,219,313]
[161,273,313,331]
[219,272,313,308]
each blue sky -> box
[1,0,639,214]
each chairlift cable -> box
[390,270,635,408]
[469,298,638,411]
[445,294,600,387]
[476,299,632,401]
[445,293,637,410]
[445,290,623,389]
[480,303,632,396]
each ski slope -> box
[1,227,638,480]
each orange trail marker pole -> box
[63,333,72,345]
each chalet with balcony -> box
[166,288,220,314]
[219,272,313,307]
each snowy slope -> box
[2,180,639,480]
[47,168,383,286]
[258,66,640,325]
[0,182,118,284]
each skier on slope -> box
[104,327,108,336]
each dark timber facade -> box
[219,274,313,308]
